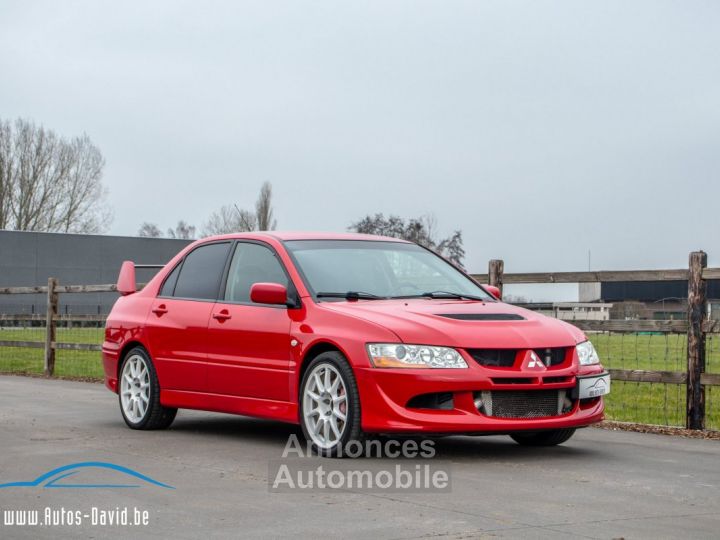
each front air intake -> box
[475,390,573,418]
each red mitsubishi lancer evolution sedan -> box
[103,232,609,456]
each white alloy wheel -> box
[120,353,151,423]
[302,363,349,449]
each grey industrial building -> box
[580,280,720,320]
[0,230,191,315]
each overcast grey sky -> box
[1,1,718,298]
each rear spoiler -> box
[117,261,165,296]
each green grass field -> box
[0,327,104,379]
[2,329,720,429]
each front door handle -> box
[212,310,232,322]
[152,304,168,316]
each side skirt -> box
[161,390,298,424]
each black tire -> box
[299,351,365,458]
[510,428,576,446]
[118,346,177,430]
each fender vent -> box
[438,313,525,321]
[407,392,454,410]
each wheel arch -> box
[116,340,149,382]
[298,341,349,390]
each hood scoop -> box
[437,313,526,321]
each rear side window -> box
[224,242,288,303]
[172,242,231,300]
[159,263,181,296]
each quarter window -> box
[172,242,231,300]
[224,243,288,303]
[159,262,181,297]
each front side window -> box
[224,242,288,303]
[285,240,492,300]
[172,242,231,300]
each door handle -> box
[212,310,232,322]
[152,304,168,316]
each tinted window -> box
[225,243,288,303]
[173,242,231,300]
[159,263,181,296]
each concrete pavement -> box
[0,375,718,539]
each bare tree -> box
[167,220,196,240]
[349,213,465,267]
[0,118,111,233]
[138,222,163,237]
[255,181,277,231]
[202,182,276,235]
[202,205,257,235]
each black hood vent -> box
[437,313,525,321]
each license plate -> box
[578,373,611,399]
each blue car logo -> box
[0,462,173,489]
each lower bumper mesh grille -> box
[476,390,568,418]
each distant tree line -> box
[349,213,465,267]
[0,118,465,266]
[138,181,277,239]
[140,191,465,266]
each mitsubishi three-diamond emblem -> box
[527,351,544,369]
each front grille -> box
[534,347,568,367]
[475,390,570,418]
[467,347,569,368]
[467,349,517,367]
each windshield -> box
[284,240,493,300]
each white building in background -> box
[520,302,613,321]
[551,302,612,321]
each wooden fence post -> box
[44,277,58,377]
[488,259,504,295]
[687,251,707,430]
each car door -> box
[146,241,232,393]
[206,241,293,402]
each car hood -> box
[319,299,585,349]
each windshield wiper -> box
[392,291,490,301]
[316,291,387,300]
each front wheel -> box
[510,428,576,446]
[119,347,177,430]
[299,352,364,457]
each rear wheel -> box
[510,428,576,446]
[299,352,364,457]
[119,347,177,430]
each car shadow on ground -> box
[162,413,602,461]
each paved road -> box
[0,375,719,539]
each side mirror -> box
[117,261,137,296]
[250,282,288,306]
[485,285,501,300]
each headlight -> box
[367,343,468,368]
[576,340,600,365]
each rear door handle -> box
[152,304,168,316]
[212,310,232,322]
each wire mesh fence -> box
[580,331,720,430]
[591,331,686,428]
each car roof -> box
[197,231,412,243]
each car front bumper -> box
[355,365,608,434]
